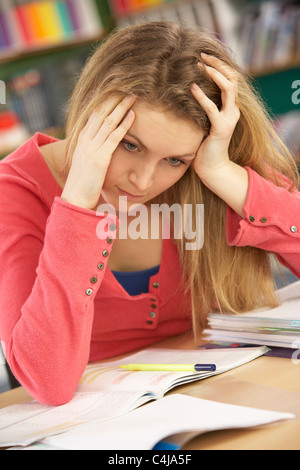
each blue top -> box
[111,265,160,296]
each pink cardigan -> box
[0,133,299,405]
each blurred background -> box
[0,0,299,391]
[0,0,299,162]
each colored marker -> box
[120,364,217,372]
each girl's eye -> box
[166,158,186,168]
[122,140,139,152]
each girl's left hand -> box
[191,53,241,179]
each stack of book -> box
[204,280,300,349]
[0,0,104,56]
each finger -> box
[201,53,239,83]
[84,96,122,139]
[85,95,136,141]
[199,63,236,110]
[94,95,136,145]
[191,82,221,124]
[98,109,135,159]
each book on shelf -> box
[109,0,164,17]
[0,0,104,56]
[115,0,215,32]
[0,345,272,447]
[239,1,300,72]
[109,0,238,54]
[0,52,85,154]
[204,280,300,349]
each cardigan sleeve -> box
[226,166,300,278]
[0,173,118,405]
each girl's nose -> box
[128,162,155,193]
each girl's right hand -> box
[61,95,136,210]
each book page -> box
[78,347,267,393]
[41,394,295,450]
[0,390,148,447]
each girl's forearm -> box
[198,160,249,218]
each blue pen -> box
[120,363,217,372]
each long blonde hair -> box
[65,22,299,340]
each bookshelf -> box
[0,0,299,164]
[239,0,300,74]
[0,0,113,62]
[240,0,300,166]
[0,0,114,157]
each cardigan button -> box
[86,288,93,296]
[106,237,113,244]
[260,217,267,223]
[102,250,109,257]
[153,282,160,288]
[98,263,104,270]
[90,277,98,284]
[249,216,255,222]
[149,312,156,319]
[290,226,298,233]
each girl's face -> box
[100,101,205,211]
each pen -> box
[119,364,217,372]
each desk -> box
[1,333,300,450]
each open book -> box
[15,394,295,450]
[0,346,268,447]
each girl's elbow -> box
[27,381,77,406]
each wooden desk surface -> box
[1,333,300,450]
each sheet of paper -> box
[41,394,295,450]
[276,280,300,303]
[205,330,299,349]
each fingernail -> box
[191,83,200,91]
[127,110,135,118]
